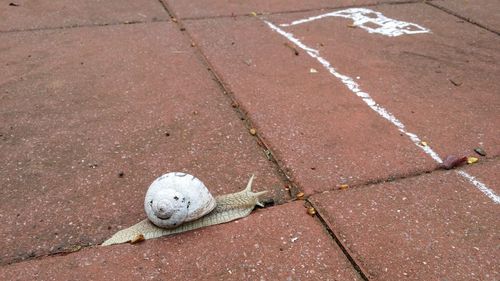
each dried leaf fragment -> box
[420,141,428,147]
[249,128,257,135]
[130,233,145,244]
[284,42,299,56]
[250,12,257,17]
[441,155,467,170]
[296,192,305,200]
[264,150,272,160]
[339,184,349,190]
[307,207,316,216]
[449,79,462,86]
[310,68,318,73]
[474,147,486,156]
[66,245,82,252]
[467,157,478,165]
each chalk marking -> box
[264,20,499,204]
[265,21,441,163]
[280,8,430,37]
[457,171,500,204]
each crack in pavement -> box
[0,19,168,34]
[425,1,500,36]
[178,0,422,22]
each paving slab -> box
[310,166,500,280]
[268,3,500,160]
[0,0,168,32]
[0,21,287,265]
[460,159,500,194]
[0,202,362,281]
[429,0,500,34]
[165,0,413,19]
[184,16,437,195]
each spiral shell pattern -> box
[144,172,216,228]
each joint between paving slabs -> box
[305,200,371,281]
[302,156,494,199]
[177,0,422,22]
[157,0,301,199]
[0,242,93,267]
[156,0,176,19]
[425,1,500,36]
[0,18,168,34]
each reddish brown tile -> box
[0,22,286,265]
[166,0,412,19]
[0,0,168,32]
[184,16,437,195]
[429,0,500,33]
[268,3,500,160]
[310,168,500,280]
[0,202,362,281]
[460,159,500,194]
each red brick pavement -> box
[1,1,498,280]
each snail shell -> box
[144,172,216,228]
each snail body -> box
[102,173,267,246]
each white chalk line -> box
[456,171,500,204]
[264,20,500,204]
[280,8,430,37]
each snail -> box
[102,172,267,246]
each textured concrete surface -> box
[310,165,500,280]
[0,202,362,281]
[184,16,437,195]
[0,0,168,32]
[269,3,500,159]
[461,159,500,194]
[0,21,286,265]
[166,0,412,19]
[430,0,500,34]
[1,0,499,280]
